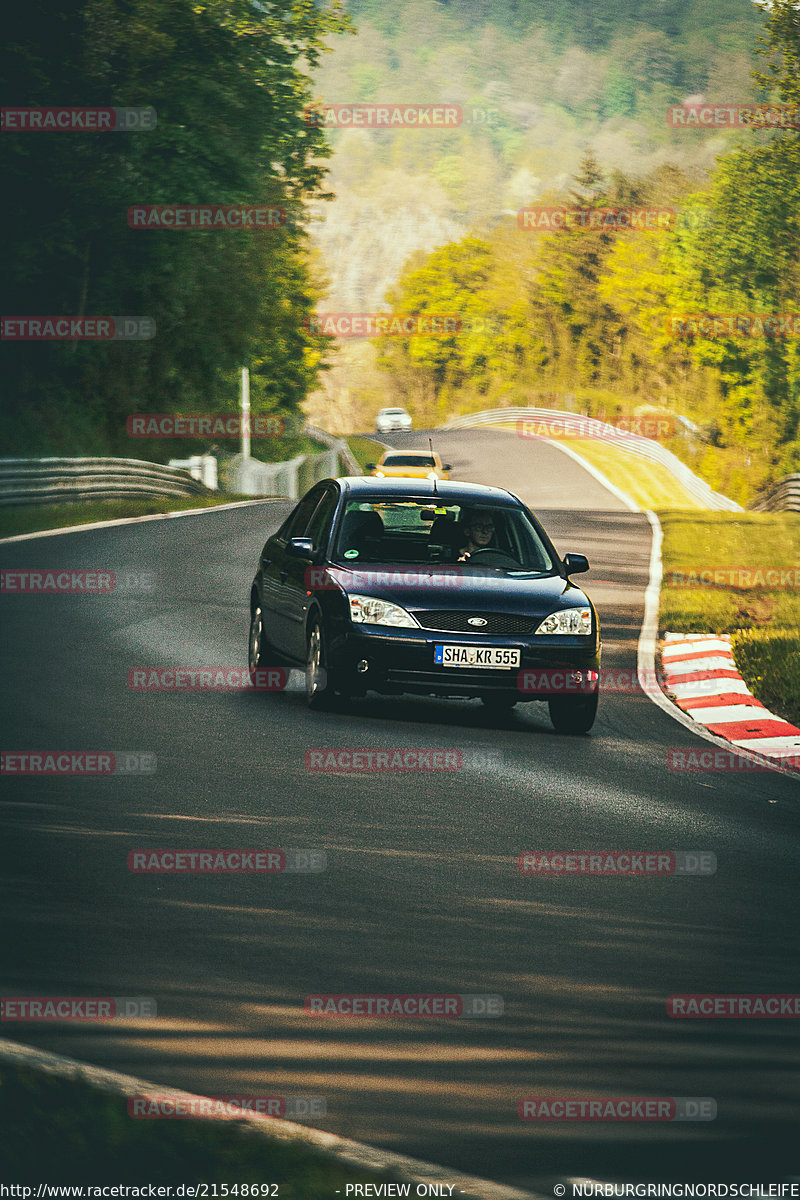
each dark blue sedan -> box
[249,476,601,733]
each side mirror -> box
[443,464,452,471]
[563,552,589,574]
[286,537,314,559]
[365,462,376,471]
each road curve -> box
[1,430,799,1189]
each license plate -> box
[434,645,520,669]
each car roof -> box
[381,449,435,458]
[333,476,522,506]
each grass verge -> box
[658,511,800,631]
[565,439,706,510]
[730,630,800,727]
[0,1061,391,1190]
[658,511,800,725]
[346,436,387,471]
[0,494,264,540]
[477,427,707,509]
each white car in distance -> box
[375,406,412,434]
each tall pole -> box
[240,367,250,460]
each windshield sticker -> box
[343,549,359,559]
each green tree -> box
[0,0,348,456]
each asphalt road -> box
[1,429,799,1190]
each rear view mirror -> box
[563,552,589,574]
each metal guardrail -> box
[167,453,218,490]
[0,457,211,507]
[221,448,342,501]
[304,424,362,475]
[442,407,741,511]
[221,426,362,500]
[750,474,800,512]
[0,425,360,508]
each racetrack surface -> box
[2,429,799,1189]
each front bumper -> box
[328,625,600,699]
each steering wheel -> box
[462,547,522,568]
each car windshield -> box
[331,498,554,573]
[383,454,436,467]
[381,409,406,415]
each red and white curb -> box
[661,633,800,766]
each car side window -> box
[281,490,323,541]
[305,488,339,551]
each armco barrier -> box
[750,474,800,513]
[1,427,361,508]
[0,457,212,507]
[305,423,361,475]
[167,453,218,489]
[221,448,340,500]
[221,426,358,499]
[442,407,741,511]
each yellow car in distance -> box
[367,449,452,480]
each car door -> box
[259,489,323,657]
[281,485,340,661]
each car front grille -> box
[412,610,536,634]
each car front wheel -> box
[305,617,341,709]
[548,692,598,734]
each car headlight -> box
[348,594,418,627]
[535,607,592,635]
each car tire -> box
[305,616,340,709]
[481,692,518,710]
[248,598,281,685]
[548,692,598,734]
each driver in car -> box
[457,510,497,561]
